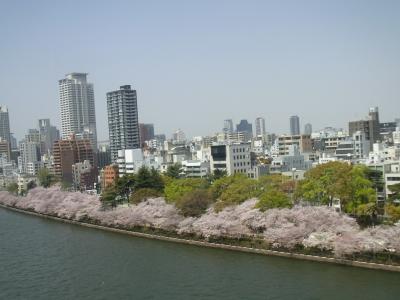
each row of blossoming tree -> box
[99,161,400,224]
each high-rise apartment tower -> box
[107,85,140,162]
[59,73,97,149]
[255,117,266,136]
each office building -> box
[236,120,253,135]
[38,119,60,153]
[304,123,312,135]
[255,117,266,137]
[290,115,300,135]
[223,119,234,134]
[172,129,186,143]
[19,140,41,175]
[278,134,312,156]
[349,107,380,149]
[107,85,140,162]
[139,123,155,145]
[59,73,97,149]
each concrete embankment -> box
[1,203,400,273]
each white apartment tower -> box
[107,85,140,162]
[59,73,97,149]
[255,117,266,137]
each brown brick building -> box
[53,136,95,183]
[101,164,119,189]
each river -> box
[1,207,399,299]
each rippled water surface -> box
[1,207,399,300]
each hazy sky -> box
[1,0,400,141]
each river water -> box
[1,207,399,300]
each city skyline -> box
[1,1,400,141]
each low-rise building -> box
[72,160,98,191]
[101,164,119,189]
[181,160,209,178]
[278,134,312,156]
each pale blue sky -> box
[1,0,400,141]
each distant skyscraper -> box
[172,129,186,143]
[10,133,17,150]
[107,85,140,162]
[236,119,253,141]
[139,123,155,145]
[236,120,253,135]
[255,117,266,136]
[0,105,11,144]
[59,73,97,149]
[38,119,60,153]
[290,115,300,135]
[223,119,234,134]
[304,123,312,135]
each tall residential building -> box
[304,123,312,135]
[107,85,140,162]
[59,73,97,149]
[255,117,266,137]
[38,119,60,153]
[290,115,300,135]
[0,105,11,146]
[139,123,155,145]
[223,119,234,134]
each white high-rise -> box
[59,73,97,149]
[223,119,234,134]
[255,117,266,137]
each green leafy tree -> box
[135,166,164,191]
[356,202,379,226]
[345,165,376,213]
[129,188,162,204]
[115,174,136,200]
[175,189,213,217]
[37,168,56,188]
[388,183,400,202]
[386,204,400,223]
[295,162,376,213]
[212,175,259,211]
[164,178,209,203]
[166,163,182,179]
[206,169,227,183]
[7,182,18,195]
[100,186,118,208]
[256,188,292,211]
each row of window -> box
[233,155,248,160]
[234,162,250,167]
[234,169,248,174]
[232,147,249,153]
